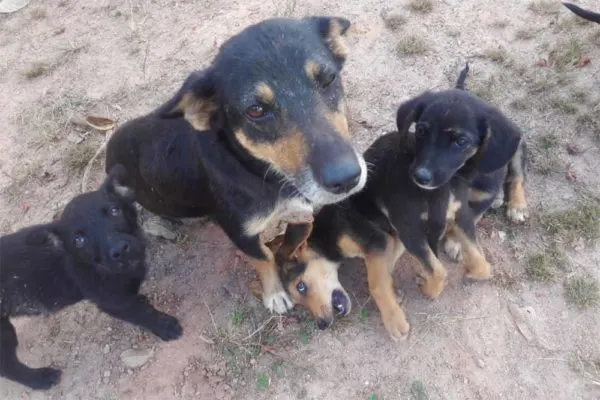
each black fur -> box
[563,2,600,24]
[0,166,182,390]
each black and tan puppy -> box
[563,2,600,23]
[0,166,182,390]
[106,17,366,315]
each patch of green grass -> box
[367,395,379,400]
[22,62,53,79]
[229,311,245,327]
[528,1,560,16]
[524,247,566,283]
[485,46,510,64]
[64,141,97,172]
[564,277,600,309]
[406,0,434,14]
[256,373,270,391]
[410,380,429,400]
[358,308,369,323]
[396,34,429,56]
[548,97,578,115]
[537,133,559,150]
[381,10,407,31]
[540,200,600,243]
[264,336,275,345]
[271,362,282,376]
[550,39,585,70]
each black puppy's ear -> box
[306,16,353,64]
[156,69,218,131]
[104,164,135,202]
[475,117,522,173]
[395,93,431,133]
[25,223,63,249]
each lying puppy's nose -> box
[321,154,361,194]
[332,289,349,315]
[316,318,332,330]
[110,242,130,260]
[413,167,433,186]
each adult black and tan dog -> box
[105,17,366,315]
[563,2,600,24]
[0,166,182,390]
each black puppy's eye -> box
[296,281,308,295]
[109,206,121,217]
[454,136,469,148]
[415,125,426,138]
[73,234,86,248]
[321,72,337,88]
[246,105,265,120]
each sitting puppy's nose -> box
[110,242,130,260]
[332,289,349,315]
[413,167,433,186]
[316,318,332,330]
[321,154,361,194]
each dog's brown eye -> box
[73,234,86,248]
[415,125,426,137]
[296,281,308,295]
[246,105,265,120]
[454,136,469,147]
[322,72,336,88]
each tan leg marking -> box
[415,248,448,299]
[451,227,492,280]
[507,176,528,223]
[246,242,292,314]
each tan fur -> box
[174,92,217,131]
[416,248,448,299]
[326,110,350,139]
[325,19,349,59]
[255,82,274,104]
[451,226,492,280]
[337,234,365,258]
[446,193,462,221]
[245,243,280,297]
[234,129,307,174]
[304,60,320,81]
[468,188,495,203]
[508,175,527,210]
[114,183,134,199]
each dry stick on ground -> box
[80,129,114,193]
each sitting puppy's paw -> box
[27,367,62,390]
[151,313,183,341]
[443,237,463,262]
[381,307,410,342]
[491,195,504,209]
[506,205,529,224]
[262,288,293,314]
[416,271,447,300]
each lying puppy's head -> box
[271,226,351,330]
[159,17,367,206]
[395,90,521,190]
[42,165,144,273]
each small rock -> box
[476,359,486,368]
[142,217,178,240]
[127,369,133,375]
[103,370,111,378]
[498,231,507,242]
[103,344,110,354]
[120,348,154,369]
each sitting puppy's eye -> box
[296,281,308,295]
[321,71,337,88]
[246,105,265,120]
[109,206,121,217]
[73,234,86,248]
[454,136,469,148]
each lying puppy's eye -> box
[321,72,337,88]
[246,105,265,120]
[109,206,121,217]
[296,281,308,295]
[454,136,469,148]
[415,125,426,138]
[73,234,86,248]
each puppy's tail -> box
[563,2,600,24]
[455,62,469,90]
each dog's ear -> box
[156,69,218,131]
[25,223,63,249]
[275,223,313,267]
[103,164,135,202]
[306,16,353,64]
[395,93,432,134]
[475,117,522,173]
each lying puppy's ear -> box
[475,117,522,173]
[306,16,353,65]
[25,223,63,249]
[275,223,313,267]
[156,69,218,131]
[104,164,135,202]
[395,93,432,134]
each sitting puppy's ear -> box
[104,164,135,202]
[306,17,353,65]
[25,223,63,249]
[395,93,432,134]
[156,69,218,131]
[275,223,314,267]
[475,117,522,173]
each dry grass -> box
[515,28,537,40]
[64,141,98,172]
[548,96,578,115]
[564,277,600,309]
[537,133,559,151]
[550,39,585,70]
[406,0,434,14]
[540,199,600,244]
[524,246,566,283]
[381,10,407,31]
[396,34,429,56]
[22,62,53,79]
[530,135,562,176]
[528,1,561,16]
[490,20,509,29]
[485,46,510,64]
[30,8,47,20]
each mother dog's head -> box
[159,17,367,206]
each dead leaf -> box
[576,55,591,68]
[565,163,576,181]
[536,58,548,67]
[566,143,584,155]
[508,303,534,342]
[85,116,116,131]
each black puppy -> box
[0,166,182,390]
[563,2,600,23]
[106,17,366,315]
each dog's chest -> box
[244,198,314,240]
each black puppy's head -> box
[159,17,367,206]
[53,165,143,273]
[395,90,521,190]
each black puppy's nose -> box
[316,318,332,330]
[110,242,130,260]
[413,167,433,185]
[332,289,349,315]
[321,154,361,194]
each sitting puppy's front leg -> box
[451,207,492,281]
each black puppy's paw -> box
[26,367,62,390]
[151,313,183,341]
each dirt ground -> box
[1,0,600,399]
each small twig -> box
[198,334,215,345]
[240,316,278,342]
[81,129,114,193]
[203,299,219,335]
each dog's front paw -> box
[151,313,183,341]
[416,269,447,300]
[262,288,293,314]
[443,237,463,261]
[506,205,529,224]
[381,307,410,342]
[26,367,62,390]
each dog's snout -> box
[332,289,349,315]
[321,154,361,194]
[316,318,332,330]
[110,241,130,260]
[413,167,433,186]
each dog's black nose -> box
[316,318,332,330]
[110,242,130,260]
[413,167,433,185]
[332,289,349,315]
[321,154,361,194]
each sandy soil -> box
[1,0,599,399]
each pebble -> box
[103,370,111,378]
[498,231,507,242]
[476,359,486,368]
[103,344,110,354]
[120,348,154,368]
